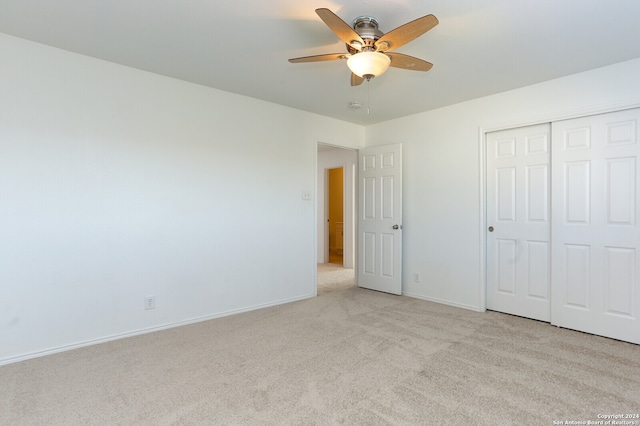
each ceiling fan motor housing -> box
[347,16,383,53]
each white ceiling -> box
[2,0,640,126]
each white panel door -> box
[486,124,551,321]
[358,144,402,295]
[551,108,640,344]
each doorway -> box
[316,144,357,294]
[316,144,356,268]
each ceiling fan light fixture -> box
[289,9,438,87]
[347,51,391,79]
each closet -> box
[486,108,640,344]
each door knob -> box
[488,226,494,232]
[393,224,400,230]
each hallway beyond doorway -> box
[317,263,354,295]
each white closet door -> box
[551,108,640,344]
[486,124,551,321]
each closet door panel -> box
[486,124,551,321]
[551,108,640,344]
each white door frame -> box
[479,99,640,312]
[315,143,358,283]
[317,146,356,267]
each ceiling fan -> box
[289,8,438,86]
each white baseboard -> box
[403,291,485,313]
[0,293,315,366]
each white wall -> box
[365,58,640,311]
[0,33,364,364]
[316,148,357,268]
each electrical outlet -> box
[144,296,156,310]
[414,273,420,283]
[302,190,311,200]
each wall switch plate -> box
[302,190,311,200]
[144,296,156,310]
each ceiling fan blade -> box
[387,53,433,71]
[316,8,364,49]
[375,14,438,52]
[288,53,347,63]
[351,73,364,87]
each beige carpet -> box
[1,266,638,425]
[317,262,355,295]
